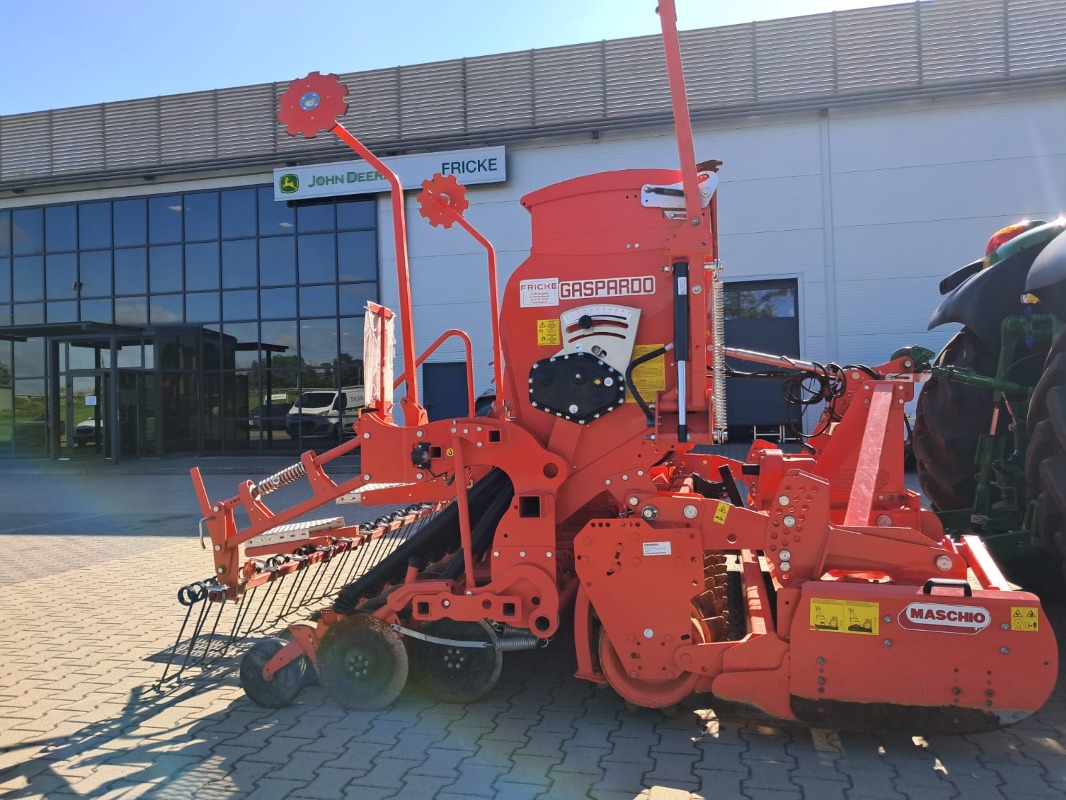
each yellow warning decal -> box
[809,598,879,636]
[1010,606,1039,632]
[537,319,561,346]
[626,344,666,403]
[713,502,729,524]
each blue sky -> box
[1,0,901,116]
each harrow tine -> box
[319,540,355,598]
[160,502,458,687]
[156,580,227,688]
[244,574,290,636]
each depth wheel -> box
[913,329,1001,510]
[409,619,502,704]
[1026,332,1066,585]
[277,627,319,687]
[598,625,701,709]
[317,615,408,711]
[239,637,307,708]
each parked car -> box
[249,403,290,432]
[73,419,101,446]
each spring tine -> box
[301,550,334,604]
[226,583,261,647]
[156,595,201,686]
[243,578,286,638]
[246,572,287,634]
[193,584,229,665]
[320,544,355,598]
[279,559,314,617]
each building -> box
[1,0,1064,459]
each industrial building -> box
[0,0,1063,459]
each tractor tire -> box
[1026,330,1066,580]
[912,329,1001,511]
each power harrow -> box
[161,1,1058,733]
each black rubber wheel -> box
[276,627,319,687]
[409,619,502,704]
[913,330,1001,511]
[1026,331,1066,583]
[239,637,307,708]
[316,615,408,711]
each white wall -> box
[377,87,1066,398]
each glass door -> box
[64,372,107,458]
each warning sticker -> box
[643,541,672,556]
[713,502,729,524]
[809,598,879,636]
[537,319,561,346]
[1011,606,1039,632]
[627,344,666,403]
[520,278,559,308]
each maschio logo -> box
[279,174,300,194]
[898,602,991,635]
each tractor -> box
[912,217,1066,592]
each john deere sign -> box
[273,146,505,201]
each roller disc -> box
[598,625,701,710]
[239,637,307,708]
[317,615,408,711]
[410,619,502,704]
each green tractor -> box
[911,217,1066,592]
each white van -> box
[285,386,364,439]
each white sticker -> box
[560,276,656,301]
[897,602,991,634]
[643,541,672,556]
[520,278,559,308]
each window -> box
[79,203,112,250]
[114,198,148,247]
[12,209,43,255]
[79,251,112,297]
[183,192,219,242]
[185,242,220,291]
[298,234,336,284]
[259,237,296,286]
[149,245,183,293]
[221,189,257,239]
[46,253,78,300]
[149,195,183,244]
[114,248,148,295]
[258,186,294,235]
[45,206,77,252]
[222,239,257,288]
[724,280,798,320]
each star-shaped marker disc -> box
[416,174,470,228]
[277,72,349,138]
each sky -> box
[0,0,905,117]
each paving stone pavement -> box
[1,464,1065,798]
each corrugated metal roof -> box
[1,0,1064,193]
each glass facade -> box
[0,186,378,457]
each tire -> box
[912,330,1001,511]
[239,637,307,708]
[1026,330,1066,582]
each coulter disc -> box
[410,619,502,703]
[316,615,408,711]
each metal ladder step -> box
[336,482,414,505]
[246,516,346,549]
